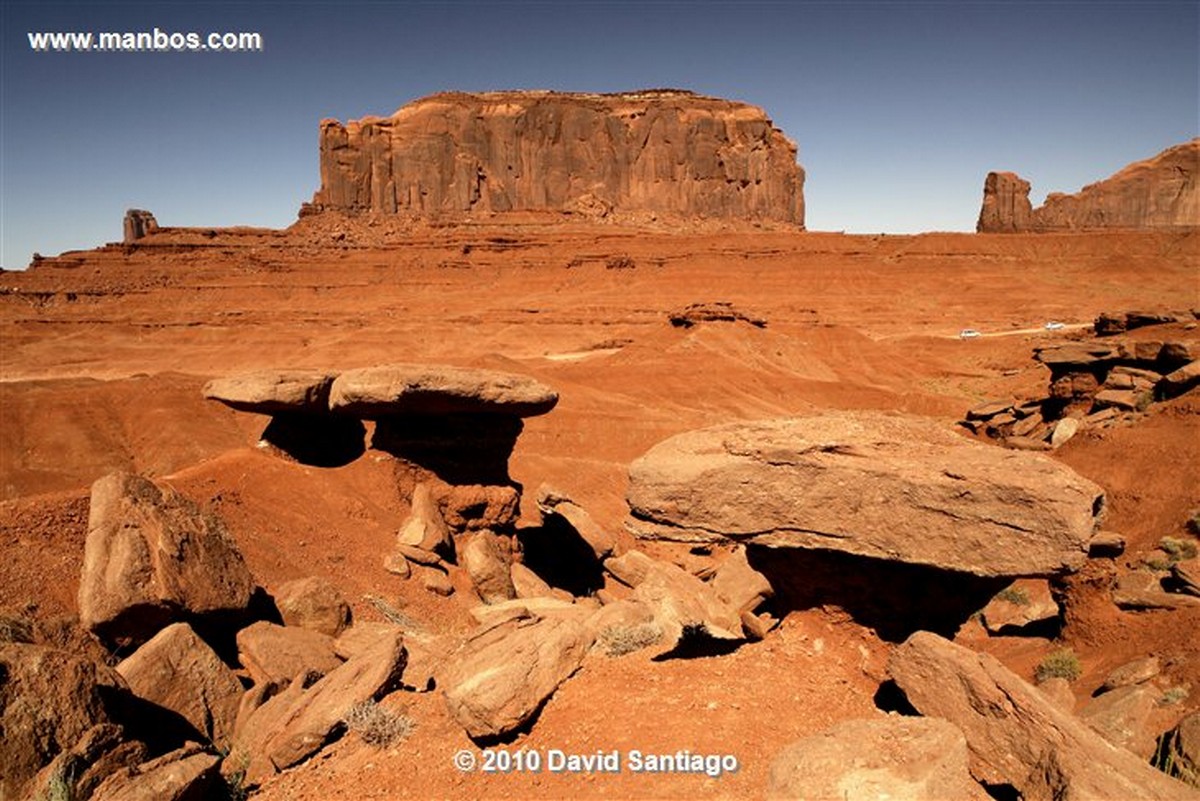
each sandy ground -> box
[1,218,1197,799]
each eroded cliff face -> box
[308,90,805,226]
[978,139,1199,232]
[976,172,1032,233]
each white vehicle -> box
[959,328,982,339]
[1044,321,1065,331]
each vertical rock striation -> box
[307,90,805,225]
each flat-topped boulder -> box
[328,363,558,417]
[626,413,1105,577]
[202,369,335,414]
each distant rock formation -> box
[123,209,157,243]
[306,90,805,226]
[977,139,1199,232]
[976,172,1032,232]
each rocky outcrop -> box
[0,644,122,801]
[236,621,343,688]
[308,90,805,225]
[122,209,157,243]
[442,608,593,741]
[1159,711,1200,787]
[232,629,407,786]
[202,369,335,414]
[91,743,221,801]
[976,172,1033,232]
[767,717,990,801]
[115,622,244,751]
[626,413,1105,577]
[273,576,352,638]
[328,363,558,418]
[79,472,257,648]
[889,631,1196,800]
[977,139,1200,232]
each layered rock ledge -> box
[307,90,805,225]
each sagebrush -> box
[1035,648,1081,683]
[598,622,663,656]
[343,700,415,747]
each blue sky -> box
[2,1,1197,268]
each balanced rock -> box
[442,609,593,740]
[395,482,453,555]
[202,369,335,414]
[274,576,352,638]
[310,90,805,225]
[626,413,1105,577]
[439,483,521,532]
[767,716,989,801]
[329,363,558,417]
[977,172,1033,233]
[116,622,243,751]
[79,472,256,647]
[888,631,1195,800]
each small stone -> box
[1049,417,1081,449]
[1088,531,1126,557]
[1098,656,1160,693]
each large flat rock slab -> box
[328,363,558,417]
[202,369,335,414]
[626,413,1105,577]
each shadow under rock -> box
[260,413,365,467]
[746,545,1010,643]
[371,413,521,485]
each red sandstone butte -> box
[978,138,1199,232]
[307,90,805,226]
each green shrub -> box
[1035,648,1082,683]
[1159,537,1198,562]
[995,586,1031,606]
[1159,686,1189,706]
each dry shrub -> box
[343,700,415,747]
[598,622,662,657]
